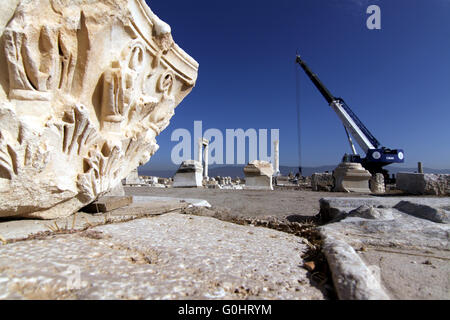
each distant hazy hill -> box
[382,167,450,174]
[281,166,450,176]
[139,164,450,178]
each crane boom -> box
[295,54,404,173]
[295,55,335,104]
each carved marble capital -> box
[0,0,198,219]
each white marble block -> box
[397,173,449,196]
[173,160,203,188]
[244,160,274,190]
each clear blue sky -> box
[142,0,450,171]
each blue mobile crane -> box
[295,54,404,176]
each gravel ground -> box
[125,186,364,219]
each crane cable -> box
[295,53,302,177]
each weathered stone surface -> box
[205,178,220,189]
[322,234,390,300]
[0,213,324,300]
[244,160,274,190]
[319,197,450,224]
[370,173,385,194]
[311,173,333,192]
[123,168,143,186]
[0,0,198,219]
[393,201,449,224]
[348,205,400,221]
[103,182,125,196]
[397,173,450,196]
[333,163,371,193]
[319,197,450,300]
[83,196,132,213]
[172,160,203,188]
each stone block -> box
[333,162,371,193]
[348,205,400,221]
[397,173,450,196]
[245,176,273,190]
[319,196,450,224]
[173,160,203,188]
[244,160,274,190]
[83,196,133,213]
[311,173,334,191]
[321,234,390,300]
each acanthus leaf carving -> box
[0,112,51,182]
[0,0,198,219]
[78,141,123,200]
[58,104,99,156]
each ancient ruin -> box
[172,160,203,188]
[311,172,334,192]
[244,160,274,190]
[370,173,385,194]
[273,140,280,176]
[333,162,371,193]
[0,0,198,219]
[198,138,209,179]
[0,0,447,304]
[397,172,449,196]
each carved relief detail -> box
[56,104,99,156]
[0,0,198,219]
[4,8,78,101]
[78,141,123,201]
[0,111,50,181]
[100,41,149,129]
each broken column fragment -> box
[0,0,198,219]
[244,160,274,190]
[333,162,372,193]
[370,173,385,194]
[173,160,203,188]
[273,140,280,176]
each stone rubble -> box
[321,234,390,300]
[311,173,334,192]
[123,168,144,186]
